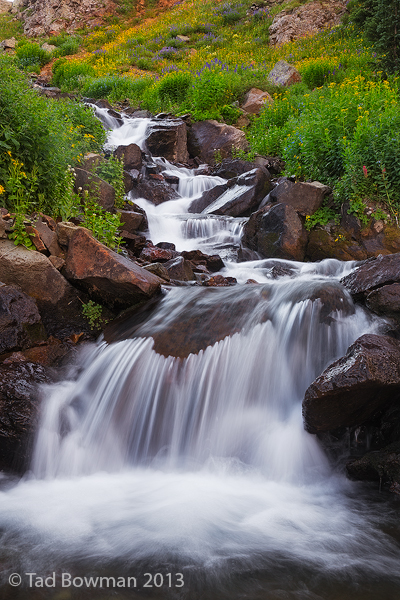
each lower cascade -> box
[1,110,400,600]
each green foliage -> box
[52,58,96,90]
[96,155,125,209]
[16,42,51,71]
[304,206,339,231]
[53,36,81,58]
[82,195,123,250]
[82,300,106,330]
[191,70,241,120]
[347,198,370,226]
[82,75,153,105]
[156,71,192,104]
[8,212,35,250]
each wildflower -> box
[363,165,368,178]
[0,185,5,194]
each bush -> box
[16,42,51,71]
[52,58,96,90]
[156,71,192,104]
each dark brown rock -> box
[265,179,331,216]
[188,183,230,214]
[366,283,400,321]
[82,153,104,173]
[163,256,195,281]
[346,442,400,493]
[242,203,308,261]
[306,228,368,262]
[114,143,142,171]
[117,210,144,233]
[181,250,224,272]
[25,225,46,253]
[143,262,170,281]
[74,167,115,212]
[0,284,46,355]
[146,119,189,163]
[139,242,178,263]
[203,275,237,287]
[302,334,400,434]
[341,253,400,299]
[33,216,63,256]
[187,120,250,165]
[212,158,260,179]
[63,227,162,309]
[131,178,180,206]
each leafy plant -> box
[82,194,123,250]
[16,42,51,71]
[96,155,125,209]
[304,207,339,231]
[8,211,35,250]
[82,300,106,330]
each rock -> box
[265,179,331,216]
[114,143,142,171]
[116,209,144,233]
[74,168,115,212]
[24,226,46,253]
[121,232,147,255]
[41,42,56,52]
[203,275,237,287]
[306,228,368,262]
[33,216,63,256]
[202,168,272,217]
[176,35,190,42]
[346,442,400,492]
[241,88,273,115]
[139,242,178,263]
[181,250,224,272]
[163,256,195,281]
[269,0,347,46]
[212,158,259,179]
[241,203,308,261]
[0,239,88,339]
[82,153,104,173]
[143,262,170,282]
[267,60,302,87]
[341,253,400,300]
[49,256,65,270]
[0,1,12,14]
[56,221,79,248]
[131,178,180,206]
[0,284,46,355]
[0,37,16,50]
[146,118,189,163]
[187,120,250,165]
[366,283,400,321]
[13,336,72,367]
[302,334,400,433]
[188,183,230,214]
[0,361,52,471]
[63,227,162,309]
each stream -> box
[1,108,400,600]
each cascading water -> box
[1,110,400,600]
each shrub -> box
[52,58,96,90]
[96,155,125,209]
[156,71,192,104]
[16,42,51,71]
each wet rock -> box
[203,275,237,287]
[265,179,331,217]
[267,60,301,87]
[187,120,250,165]
[156,242,176,251]
[143,262,170,282]
[303,334,400,434]
[188,183,230,214]
[117,209,144,233]
[131,178,180,206]
[346,442,400,493]
[0,239,88,339]
[163,256,195,281]
[341,253,400,300]
[181,250,224,272]
[241,88,273,115]
[146,119,189,163]
[33,216,63,256]
[63,227,162,309]
[0,284,46,355]
[366,283,400,321]
[242,203,308,261]
[12,337,72,368]
[212,158,259,179]
[306,228,368,262]
[114,143,142,171]
[74,167,115,212]
[203,168,273,217]
[122,232,147,255]
[139,242,178,263]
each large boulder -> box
[0,239,88,338]
[346,442,400,493]
[0,360,52,471]
[306,228,369,262]
[63,227,162,309]
[341,253,400,300]
[302,334,400,434]
[146,118,189,163]
[114,143,142,171]
[241,88,273,115]
[241,203,308,261]
[366,283,400,322]
[74,168,115,212]
[131,178,180,206]
[188,182,230,214]
[264,179,331,216]
[163,256,195,282]
[0,283,46,355]
[267,60,301,87]
[202,168,272,217]
[212,158,260,179]
[187,120,250,165]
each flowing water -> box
[1,111,400,600]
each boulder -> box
[0,284,46,355]
[163,256,195,281]
[0,37,16,50]
[212,158,260,179]
[306,228,368,262]
[241,88,273,115]
[264,179,331,216]
[188,182,230,214]
[302,334,400,434]
[116,209,144,233]
[146,118,189,163]
[143,263,170,282]
[63,227,162,309]
[0,239,88,339]
[0,360,53,471]
[187,120,250,165]
[131,178,180,206]
[341,253,400,300]
[114,143,142,171]
[82,153,104,173]
[346,442,400,493]
[366,283,400,321]
[33,216,63,256]
[181,250,224,272]
[202,168,272,217]
[241,203,308,261]
[139,242,178,263]
[74,168,115,212]
[267,60,301,87]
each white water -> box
[1,112,400,599]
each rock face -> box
[63,227,162,309]
[265,179,331,216]
[0,239,87,338]
[267,60,302,87]
[201,168,272,217]
[11,0,116,36]
[146,119,189,163]
[269,0,347,46]
[187,120,250,164]
[0,361,52,471]
[0,284,46,355]
[241,203,308,261]
[302,334,400,434]
[241,88,273,115]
